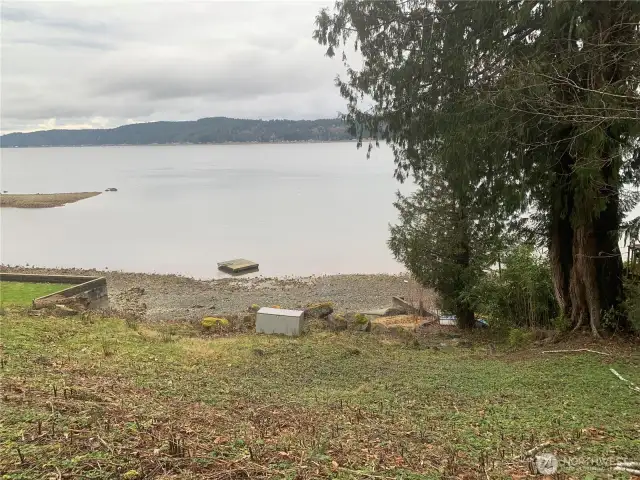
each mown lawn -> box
[0,310,638,479]
[0,282,65,306]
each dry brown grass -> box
[0,192,101,208]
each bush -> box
[474,244,557,330]
[508,328,533,348]
[354,313,368,325]
[201,317,229,330]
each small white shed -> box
[256,307,304,336]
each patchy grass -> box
[0,282,66,306]
[1,311,639,479]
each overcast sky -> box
[0,0,350,133]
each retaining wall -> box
[0,273,109,309]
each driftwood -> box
[610,369,640,393]
[614,462,640,475]
[542,349,610,356]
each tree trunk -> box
[456,303,476,329]
[455,200,475,330]
[547,1,630,336]
[549,146,574,322]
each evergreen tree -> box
[314,0,640,335]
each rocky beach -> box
[0,265,434,321]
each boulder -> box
[326,313,348,331]
[304,302,334,319]
[360,319,372,333]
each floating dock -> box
[217,258,259,275]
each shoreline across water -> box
[0,265,428,321]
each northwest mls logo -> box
[535,453,558,475]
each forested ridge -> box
[0,117,355,147]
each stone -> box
[382,306,407,317]
[391,296,417,314]
[360,308,388,316]
[360,320,372,332]
[304,302,334,319]
[327,313,348,331]
[53,304,79,317]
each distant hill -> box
[0,117,356,147]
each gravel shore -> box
[1,266,423,321]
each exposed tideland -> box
[0,192,101,208]
[1,310,638,479]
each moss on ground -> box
[1,309,638,479]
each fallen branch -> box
[542,349,610,356]
[610,369,640,393]
[614,465,640,475]
[513,441,552,460]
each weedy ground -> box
[0,282,67,307]
[1,308,638,479]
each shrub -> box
[354,313,368,325]
[508,328,533,348]
[474,244,557,330]
[201,317,230,330]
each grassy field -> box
[0,282,66,306]
[1,310,638,479]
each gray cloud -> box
[9,36,114,50]
[2,5,109,33]
[0,1,348,133]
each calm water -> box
[1,143,409,278]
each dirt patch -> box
[0,192,101,208]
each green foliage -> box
[353,313,368,325]
[474,245,557,329]
[507,328,533,349]
[201,317,230,330]
[0,117,355,147]
[552,313,571,333]
[389,169,509,328]
[314,0,640,334]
